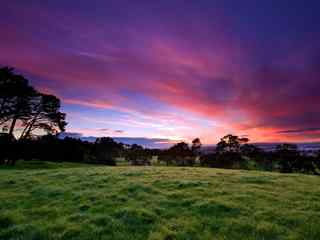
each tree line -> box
[1,132,320,175]
[1,67,320,174]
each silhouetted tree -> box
[59,137,92,163]
[0,133,16,165]
[167,142,193,166]
[275,144,300,173]
[0,67,38,135]
[275,144,319,174]
[214,135,249,169]
[0,67,67,139]
[191,138,202,156]
[216,134,249,153]
[296,155,319,175]
[93,137,123,165]
[240,144,261,157]
[200,153,218,167]
[127,144,150,165]
[20,94,67,139]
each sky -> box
[1,0,320,147]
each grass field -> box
[1,161,320,240]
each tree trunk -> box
[20,116,37,139]
[20,110,41,139]
[21,123,33,139]
[20,121,32,139]
[8,117,17,136]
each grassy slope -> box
[1,162,320,240]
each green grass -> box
[1,161,320,239]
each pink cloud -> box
[1,1,320,143]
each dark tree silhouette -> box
[0,67,38,135]
[0,133,16,165]
[216,134,249,153]
[167,142,193,166]
[20,94,67,139]
[93,137,123,165]
[240,144,262,157]
[191,138,202,156]
[0,67,67,139]
[127,144,150,165]
[275,144,301,173]
[213,135,249,169]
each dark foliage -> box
[1,132,319,174]
[200,135,320,174]
[0,67,67,139]
[0,133,17,165]
[126,144,151,166]
[165,142,194,166]
[191,138,202,156]
[274,144,319,174]
[211,134,248,169]
[92,137,123,165]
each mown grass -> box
[1,161,320,239]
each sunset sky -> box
[1,1,320,146]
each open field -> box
[1,162,320,240]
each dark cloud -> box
[277,128,320,134]
[240,134,249,138]
[99,128,109,132]
[115,130,124,133]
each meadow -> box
[1,161,320,240]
